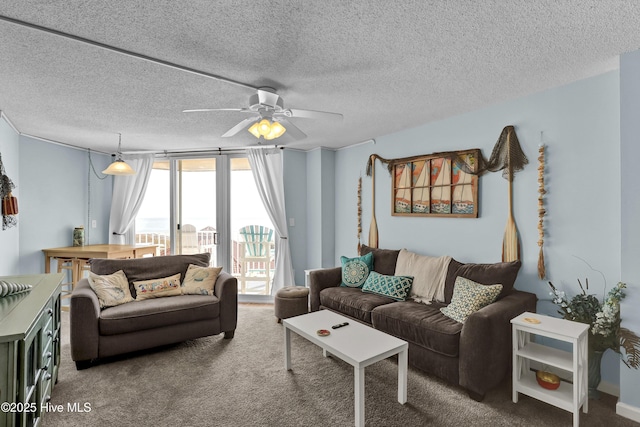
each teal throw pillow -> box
[340,252,374,288]
[440,276,503,323]
[362,271,413,301]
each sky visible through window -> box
[135,164,272,241]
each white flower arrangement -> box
[549,280,640,369]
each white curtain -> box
[108,155,154,244]
[247,147,295,293]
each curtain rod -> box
[121,145,281,156]
[0,14,256,91]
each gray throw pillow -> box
[359,245,400,276]
[446,260,521,302]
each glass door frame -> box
[167,154,227,269]
[160,152,272,302]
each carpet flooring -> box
[41,305,638,427]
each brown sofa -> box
[70,253,237,369]
[309,246,537,401]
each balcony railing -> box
[135,228,275,294]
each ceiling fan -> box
[183,87,343,141]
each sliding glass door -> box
[135,161,171,256]
[135,155,274,299]
[175,159,217,261]
[230,157,274,296]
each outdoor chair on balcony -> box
[180,224,200,254]
[238,225,274,295]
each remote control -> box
[332,322,349,329]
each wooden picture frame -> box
[391,149,480,218]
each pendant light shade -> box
[102,134,136,175]
[102,159,135,175]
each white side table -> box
[511,312,589,427]
[304,268,325,287]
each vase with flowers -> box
[548,279,640,398]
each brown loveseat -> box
[70,253,237,369]
[309,246,537,401]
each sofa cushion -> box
[448,260,521,300]
[443,258,464,304]
[359,245,400,276]
[99,294,220,335]
[90,253,211,298]
[133,273,183,300]
[319,287,395,323]
[340,252,374,288]
[182,264,222,295]
[372,301,463,357]
[362,272,413,301]
[440,277,502,323]
[87,270,134,308]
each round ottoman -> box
[274,286,310,322]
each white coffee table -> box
[283,310,408,427]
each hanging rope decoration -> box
[357,176,362,254]
[537,144,546,279]
[366,151,480,178]
[0,154,18,230]
[365,128,528,179]
[358,177,362,255]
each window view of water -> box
[135,162,272,239]
[134,159,275,295]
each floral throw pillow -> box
[181,264,222,295]
[87,270,134,308]
[340,252,374,288]
[133,273,182,301]
[362,271,413,301]
[440,276,503,323]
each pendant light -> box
[102,133,136,175]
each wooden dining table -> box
[42,243,158,274]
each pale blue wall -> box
[306,149,322,269]
[332,71,623,387]
[0,117,20,275]
[283,149,307,285]
[620,49,640,410]
[18,135,112,274]
[320,149,335,268]
[303,148,336,272]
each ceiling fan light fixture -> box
[265,121,286,140]
[248,122,261,138]
[102,133,136,175]
[257,119,272,136]
[248,119,286,140]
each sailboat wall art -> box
[392,149,480,218]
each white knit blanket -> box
[394,249,452,303]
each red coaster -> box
[317,329,331,337]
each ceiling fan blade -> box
[284,108,343,120]
[183,108,252,113]
[222,117,259,137]
[279,118,307,140]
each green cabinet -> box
[0,274,63,427]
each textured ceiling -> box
[1,1,640,154]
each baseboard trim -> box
[617,402,640,423]
[598,380,619,397]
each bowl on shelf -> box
[536,370,561,390]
